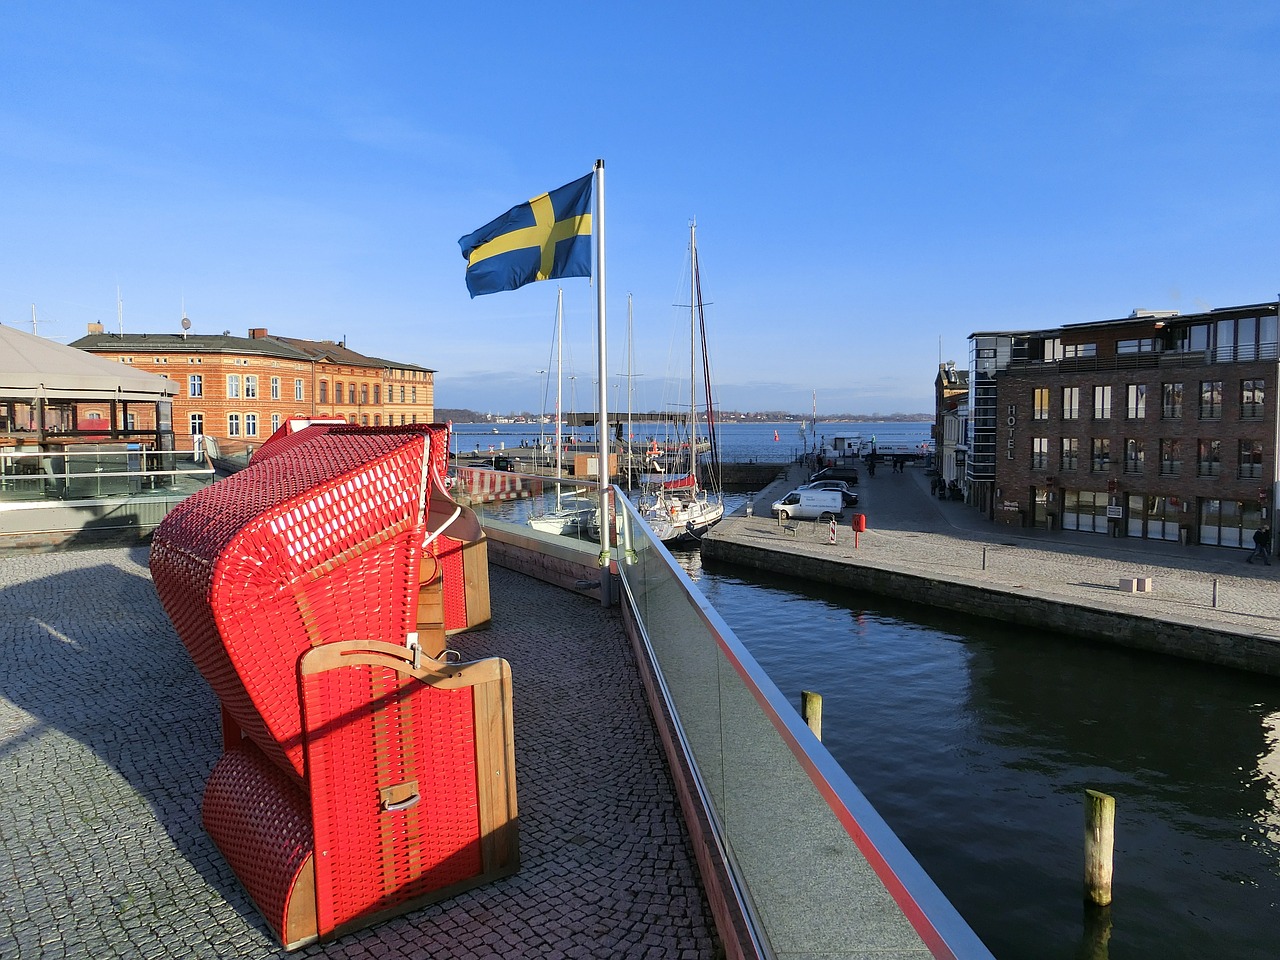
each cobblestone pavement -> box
[0,547,718,959]
[732,463,1280,640]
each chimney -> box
[87,322,104,335]
[248,327,268,339]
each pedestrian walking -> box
[1247,524,1272,565]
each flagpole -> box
[593,158,611,602]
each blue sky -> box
[3,2,1279,416]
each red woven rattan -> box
[202,742,314,944]
[428,532,471,631]
[151,425,514,948]
[151,430,430,779]
[300,655,484,935]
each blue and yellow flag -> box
[458,173,593,298]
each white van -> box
[770,488,844,521]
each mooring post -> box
[1084,789,1115,906]
[801,690,822,741]
[982,546,988,571]
[1212,578,1219,608]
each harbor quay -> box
[0,548,718,959]
[704,462,1280,677]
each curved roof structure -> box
[0,324,177,402]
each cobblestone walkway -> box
[0,547,717,959]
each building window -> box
[1240,440,1264,479]
[244,375,258,399]
[373,385,381,405]
[1159,439,1182,477]
[348,414,356,424]
[295,379,304,401]
[227,375,241,399]
[1093,385,1111,420]
[1117,338,1157,354]
[1161,382,1183,419]
[1241,379,1265,419]
[270,377,281,400]
[245,413,258,437]
[1126,384,1146,419]
[361,414,369,426]
[228,413,241,437]
[189,413,203,436]
[188,374,203,397]
[1031,437,1049,469]
[1060,437,1079,471]
[1033,388,1049,421]
[271,413,281,433]
[360,384,369,404]
[319,380,329,403]
[1199,380,1223,419]
[1197,439,1222,477]
[1064,343,1097,358]
[411,386,418,404]
[1123,438,1144,475]
[1061,386,1079,420]
[335,381,343,403]
[349,384,357,404]
[1091,438,1111,472]
[400,385,406,403]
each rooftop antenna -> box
[180,297,190,339]
[30,304,56,336]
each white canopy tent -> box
[0,323,177,402]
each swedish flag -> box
[458,173,594,298]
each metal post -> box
[593,159,611,606]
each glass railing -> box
[462,464,993,958]
[0,445,216,503]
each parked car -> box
[799,479,859,507]
[770,488,845,521]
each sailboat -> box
[640,221,725,544]
[527,289,595,537]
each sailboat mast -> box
[626,293,634,491]
[689,220,698,480]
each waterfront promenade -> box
[0,548,717,959]
[707,462,1280,650]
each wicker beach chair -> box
[151,426,517,949]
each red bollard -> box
[851,512,867,549]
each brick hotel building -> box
[70,326,435,448]
[964,301,1279,550]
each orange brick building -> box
[71,326,435,450]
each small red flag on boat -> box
[773,430,779,441]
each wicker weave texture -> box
[151,431,429,780]
[301,661,483,935]
[202,743,315,944]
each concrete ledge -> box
[702,535,1280,678]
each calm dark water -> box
[685,554,1280,960]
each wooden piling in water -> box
[1084,789,1115,906]
[802,690,822,741]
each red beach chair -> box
[151,426,517,949]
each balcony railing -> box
[0,445,215,503]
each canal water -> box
[681,552,1280,960]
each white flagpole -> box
[593,158,611,601]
